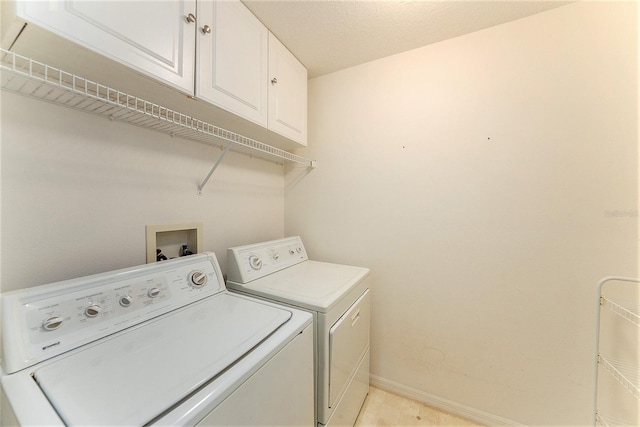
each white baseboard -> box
[369,374,525,427]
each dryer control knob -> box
[148,287,161,298]
[85,305,101,318]
[272,252,280,261]
[42,316,64,331]
[189,271,207,288]
[119,295,133,307]
[249,255,262,270]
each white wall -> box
[1,91,285,292]
[286,2,639,425]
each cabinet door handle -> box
[201,25,212,34]
[186,13,196,24]
[271,77,278,85]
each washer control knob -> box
[85,305,101,318]
[42,316,64,331]
[119,295,133,307]
[272,252,280,261]
[296,246,302,253]
[249,255,262,270]
[189,271,207,288]
[148,287,161,298]
[288,249,295,255]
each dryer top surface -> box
[227,260,369,312]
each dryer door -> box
[328,289,370,407]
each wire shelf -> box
[594,277,640,426]
[596,412,635,427]
[601,296,640,327]
[599,355,640,400]
[0,48,314,171]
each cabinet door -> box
[16,0,196,94]
[196,0,268,127]
[268,33,308,146]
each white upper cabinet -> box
[196,0,268,127]
[15,0,196,94]
[11,0,307,147]
[268,33,308,146]
[197,1,307,145]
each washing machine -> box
[1,252,314,426]
[227,236,371,427]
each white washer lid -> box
[227,261,370,312]
[34,293,291,426]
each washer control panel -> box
[1,253,225,374]
[24,276,173,345]
[227,236,308,283]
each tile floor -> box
[355,386,485,427]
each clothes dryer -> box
[227,236,370,427]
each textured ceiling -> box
[243,0,571,78]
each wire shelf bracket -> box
[0,48,316,194]
[198,141,234,195]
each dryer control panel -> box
[1,253,225,374]
[227,236,308,283]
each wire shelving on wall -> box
[0,48,315,193]
[593,277,640,426]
